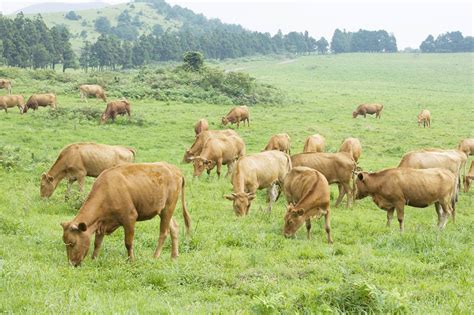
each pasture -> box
[1,53,473,313]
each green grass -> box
[1,53,474,313]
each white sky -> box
[1,0,472,48]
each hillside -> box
[16,1,108,14]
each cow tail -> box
[351,161,358,202]
[286,153,293,173]
[127,147,137,160]
[181,176,192,238]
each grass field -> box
[1,53,473,313]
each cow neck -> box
[233,162,246,193]
[47,156,68,189]
[294,177,320,216]
[72,194,103,234]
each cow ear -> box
[247,193,256,201]
[60,222,68,229]
[78,222,87,232]
[357,173,364,181]
[297,209,304,216]
[224,194,235,201]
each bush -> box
[183,51,204,72]
[65,11,81,20]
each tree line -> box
[0,13,77,71]
[420,31,473,53]
[330,28,398,53]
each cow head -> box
[464,175,473,193]
[283,203,305,238]
[100,113,108,124]
[221,117,229,125]
[225,192,256,216]
[191,157,213,177]
[352,111,358,118]
[182,149,193,164]
[40,173,55,198]
[355,172,370,199]
[60,221,91,267]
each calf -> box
[355,168,456,231]
[23,93,56,113]
[191,135,245,178]
[463,161,474,192]
[100,99,131,123]
[0,79,12,94]
[0,95,24,113]
[194,118,209,135]
[225,150,292,216]
[291,152,356,207]
[352,103,383,118]
[263,133,291,154]
[303,134,325,153]
[221,105,250,128]
[60,162,191,266]
[417,109,431,128]
[339,137,362,162]
[80,84,107,102]
[183,129,238,163]
[283,166,332,243]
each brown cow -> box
[100,99,131,124]
[80,84,107,102]
[23,93,57,113]
[458,138,474,156]
[352,103,383,118]
[0,95,24,113]
[283,166,332,243]
[355,168,456,231]
[0,79,12,94]
[264,133,291,154]
[339,137,362,162]
[60,162,191,266]
[190,135,245,178]
[291,152,356,208]
[221,105,250,128]
[194,118,209,135]
[417,109,431,128]
[225,150,292,215]
[463,161,474,192]
[303,134,325,153]
[183,129,238,163]
[41,143,135,199]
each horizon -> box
[1,0,472,49]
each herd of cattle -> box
[1,78,473,267]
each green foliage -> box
[94,16,111,33]
[420,32,473,53]
[65,11,81,21]
[183,51,204,71]
[331,28,397,53]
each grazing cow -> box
[190,135,245,178]
[60,162,191,266]
[417,109,431,128]
[221,105,250,128]
[0,79,12,94]
[291,152,356,208]
[225,150,292,216]
[100,99,131,123]
[194,118,209,135]
[41,143,135,199]
[23,93,57,113]
[458,138,474,156]
[264,133,291,154]
[355,168,456,231]
[79,84,107,102]
[339,137,362,162]
[303,134,325,153]
[463,161,474,192]
[0,95,24,113]
[283,166,332,243]
[352,103,383,118]
[183,129,238,163]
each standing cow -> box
[194,118,209,135]
[79,84,107,102]
[41,143,135,199]
[417,109,431,128]
[23,93,57,113]
[263,133,291,154]
[283,166,333,243]
[60,162,191,266]
[0,95,24,113]
[225,150,292,216]
[458,138,474,156]
[221,105,250,128]
[100,100,131,124]
[355,168,456,231]
[463,161,474,192]
[0,79,12,94]
[339,137,362,162]
[352,103,383,118]
[303,134,325,153]
[183,129,238,163]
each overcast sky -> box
[1,0,472,48]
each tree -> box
[420,35,435,52]
[316,37,329,54]
[330,29,350,53]
[183,51,204,71]
[32,44,50,68]
[65,11,81,20]
[94,16,111,33]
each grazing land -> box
[1,53,473,313]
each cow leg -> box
[123,222,136,261]
[324,210,333,244]
[216,159,223,178]
[4,108,7,113]
[435,202,445,228]
[65,178,75,199]
[236,120,240,128]
[386,208,394,227]
[439,199,453,228]
[395,205,405,232]
[225,161,234,178]
[266,183,279,212]
[92,233,105,259]
[169,218,179,259]
[154,210,173,259]
[334,184,346,208]
[343,182,353,207]
[77,174,86,193]
[305,219,312,239]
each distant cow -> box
[60,162,191,266]
[100,99,131,124]
[352,103,383,118]
[417,109,431,128]
[264,133,291,154]
[303,134,325,153]
[194,118,209,135]
[191,135,245,178]
[225,150,292,216]
[355,168,456,231]
[0,95,24,113]
[221,105,250,128]
[283,166,332,243]
[463,161,474,192]
[23,93,57,113]
[41,143,135,199]
[458,138,474,156]
[0,79,12,94]
[339,137,362,162]
[291,152,356,208]
[183,129,238,163]
[79,84,107,102]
